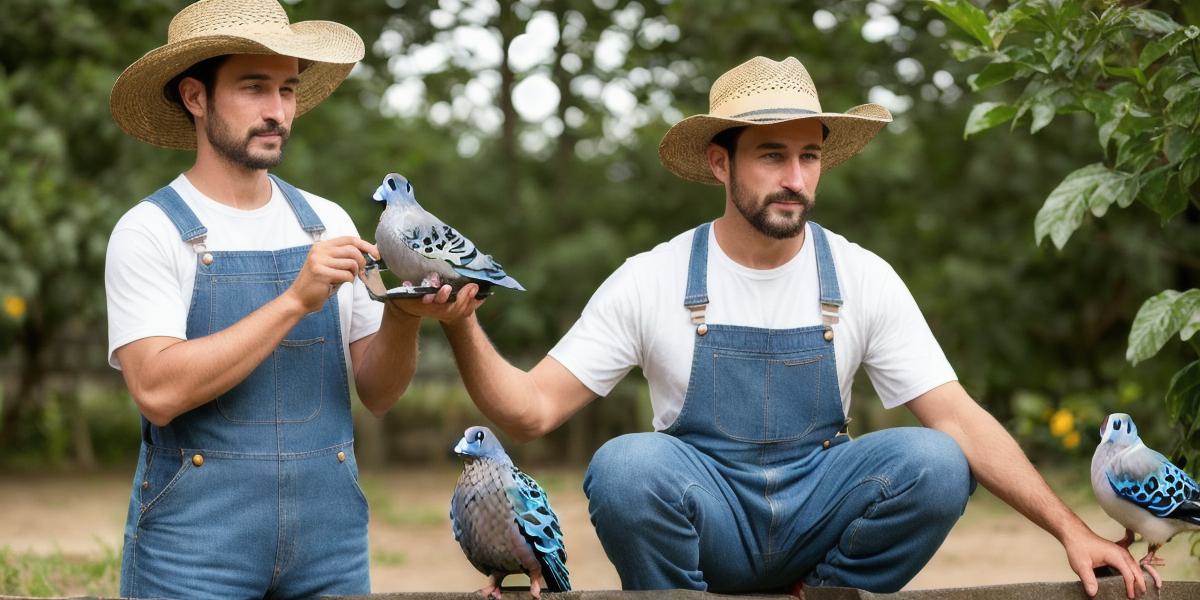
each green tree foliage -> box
[0,0,1192,467]
[931,0,1200,464]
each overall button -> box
[696,323,708,336]
[191,454,204,467]
[141,480,149,490]
[822,440,831,450]
[823,329,834,342]
[201,253,214,266]
[337,451,346,463]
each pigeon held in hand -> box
[1091,412,1200,588]
[450,426,569,599]
[369,173,524,299]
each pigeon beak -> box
[453,439,467,455]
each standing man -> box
[436,57,1148,597]
[105,1,470,597]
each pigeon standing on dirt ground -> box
[450,425,569,599]
[1091,412,1200,588]
[370,173,523,298]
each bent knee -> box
[902,429,973,507]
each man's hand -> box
[389,282,485,323]
[1062,526,1147,598]
[287,236,378,313]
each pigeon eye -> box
[475,431,485,442]
[1114,420,1122,431]
[387,178,398,191]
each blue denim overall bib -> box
[585,222,972,593]
[119,176,370,599]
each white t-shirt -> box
[548,223,957,431]
[105,174,384,382]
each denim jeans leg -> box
[793,428,974,593]
[584,432,759,591]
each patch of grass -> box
[371,548,407,567]
[0,544,120,596]
[359,476,448,528]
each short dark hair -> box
[709,121,832,161]
[711,126,747,160]
[163,55,230,124]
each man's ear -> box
[706,143,732,186]
[178,77,208,120]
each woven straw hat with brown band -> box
[659,56,893,185]
[110,0,365,150]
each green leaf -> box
[964,102,1017,138]
[968,61,1022,92]
[926,0,995,49]
[1030,96,1057,134]
[1164,360,1200,425]
[1097,103,1128,151]
[1165,127,1200,165]
[1182,157,1200,188]
[1126,8,1182,35]
[987,1,1035,45]
[1034,163,1130,248]
[1138,166,1188,222]
[1139,26,1200,70]
[1106,65,1147,86]
[1127,289,1200,364]
[1089,170,1138,217]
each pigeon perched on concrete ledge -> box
[367,173,524,300]
[1091,412,1200,589]
[450,425,569,599]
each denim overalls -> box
[585,222,973,593]
[119,176,370,599]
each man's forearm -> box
[124,292,308,425]
[352,307,421,416]
[441,314,546,441]
[936,398,1089,541]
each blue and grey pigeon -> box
[370,173,523,298]
[1091,412,1200,588]
[450,426,569,599]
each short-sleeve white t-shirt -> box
[104,174,384,383]
[548,223,957,431]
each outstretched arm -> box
[907,381,1146,599]
[436,311,596,442]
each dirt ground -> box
[1,465,1197,594]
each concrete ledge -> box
[3,577,1196,600]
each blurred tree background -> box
[0,0,1196,473]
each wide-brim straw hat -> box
[110,0,365,149]
[659,56,893,185]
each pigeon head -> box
[1100,413,1140,445]
[454,426,512,465]
[372,173,421,208]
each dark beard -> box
[205,106,289,171]
[731,171,813,239]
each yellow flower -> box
[1049,408,1075,437]
[1063,431,1081,449]
[3,295,26,319]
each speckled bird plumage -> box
[1091,413,1200,587]
[373,173,524,293]
[450,426,569,598]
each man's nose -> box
[261,91,287,123]
[780,159,811,195]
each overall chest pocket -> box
[712,351,823,443]
[209,276,326,423]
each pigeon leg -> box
[1140,545,1164,589]
[529,572,543,600]
[1116,528,1135,548]
[478,574,503,600]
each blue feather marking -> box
[505,467,570,591]
[1108,453,1200,524]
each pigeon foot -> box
[1139,552,1164,590]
